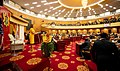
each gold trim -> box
[58,0,104,9]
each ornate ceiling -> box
[10,0,120,20]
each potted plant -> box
[41,34,54,58]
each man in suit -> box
[91,33,119,71]
[80,38,91,58]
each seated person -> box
[80,38,91,57]
[118,40,120,43]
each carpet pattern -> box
[0,42,97,71]
[49,42,97,71]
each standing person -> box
[29,24,36,52]
[91,33,119,71]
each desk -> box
[64,38,70,45]
[53,38,65,51]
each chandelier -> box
[82,0,88,7]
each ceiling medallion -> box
[58,0,104,9]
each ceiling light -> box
[36,5,41,7]
[106,10,108,11]
[55,12,58,14]
[39,11,43,13]
[89,12,91,15]
[41,0,47,3]
[80,13,82,16]
[53,5,62,10]
[89,7,91,10]
[44,9,48,11]
[52,14,55,16]
[105,4,108,6]
[79,8,82,12]
[30,7,34,9]
[58,10,61,12]
[48,10,51,12]
[61,9,66,12]
[50,7,53,9]
[109,6,113,8]
[44,1,58,5]
[24,3,29,6]
[116,9,120,13]
[68,9,74,17]
[64,11,70,17]
[103,8,106,10]
[76,11,79,17]
[92,9,94,11]
[44,12,47,14]
[94,12,96,14]
[56,13,61,16]
[25,10,30,13]
[32,2,37,4]
[113,7,116,9]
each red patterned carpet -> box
[0,42,97,71]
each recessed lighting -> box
[44,12,47,14]
[53,5,62,10]
[30,7,34,9]
[52,14,55,16]
[109,6,113,8]
[92,9,94,11]
[105,4,108,6]
[103,8,106,10]
[36,5,41,7]
[50,7,53,9]
[41,0,47,3]
[55,12,58,14]
[89,7,91,10]
[58,10,61,12]
[32,2,37,4]
[44,9,48,11]
[24,3,29,6]
[39,11,43,13]
[44,1,58,5]
[106,10,108,11]
[48,10,51,12]
[113,7,116,9]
